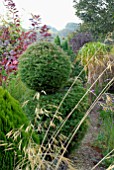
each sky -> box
[0,0,81,30]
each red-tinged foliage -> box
[40,25,51,37]
[0,0,51,85]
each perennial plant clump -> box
[77,42,111,90]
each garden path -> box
[68,104,106,170]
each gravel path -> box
[59,94,114,170]
[68,104,106,170]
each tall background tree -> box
[73,0,114,41]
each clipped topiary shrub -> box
[7,76,88,153]
[38,79,89,153]
[21,79,89,153]
[19,41,72,94]
[0,87,39,170]
[6,71,89,156]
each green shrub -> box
[3,74,28,102]
[71,60,87,83]
[39,79,88,152]
[3,74,37,121]
[0,87,39,170]
[61,39,69,51]
[19,41,72,94]
[7,76,88,153]
[20,79,88,153]
[54,37,87,83]
[54,35,61,46]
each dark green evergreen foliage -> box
[54,35,61,46]
[7,76,88,153]
[4,75,36,120]
[61,39,69,51]
[54,36,87,82]
[71,60,87,83]
[19,41,71,94]
[40,79,88,152]
[25,79,89,153]
[0,87,39,170]
[3,74,39,121]
[69,52,86,83]
[62,44,86,83]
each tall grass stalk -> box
[106,164,114,170]
[55,78,114,170]
[47,77,113,169]
[91,149,114,170]
[1,35,112,169]
[38,44,110,159]
[39,44,109,153]
[47,73,114,170]
[38,62,113,169]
